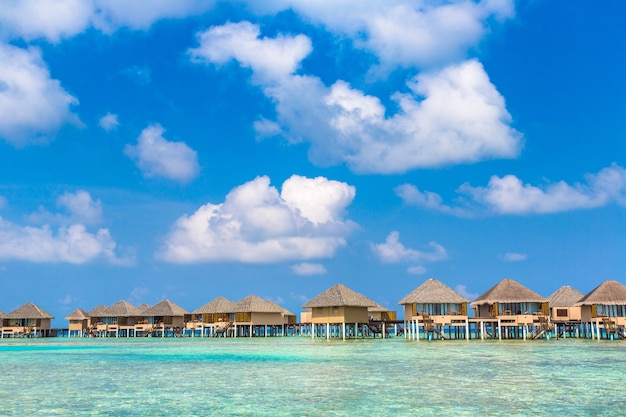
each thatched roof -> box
[548,286,584,307]
[265,299,295,316]
[6,302,54,319]
[65,308,90,320]
[576,280,626,306]
[398,278,469,305]
[368,302,391,313]
[142,300,189,317]
[87,304,108,317]
[234,295,283,313]
[470,278,547,306]
[0,310,5,319]
[302,284,377,308]
[136,304,151,314]
[192,296,237,314]
[104,300,143,317]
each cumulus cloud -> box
[191,22,520,173]
[291,262,327,276]
[399,164,626,216]
[99,113,119,131]
[26,190,103,226]
[372,231,447,264]
[0,43,80,146]
[245,0,514,71]
[0,191,131,265]
[159,175,356,263]
[502,252,527,262]
[124,124,200,183]
[0,0,215,42]
[0,220,129,265]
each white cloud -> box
[0,43,80,146]
[292,262,327,276]
[455,284,478,301]
[124,124,200,183]
[245,0,514,71]
[0,219,129,265]
[0,0,93,42]
[399,164,626,216]
[26,190,103,226]
[191,23,520,173]
[372,231,447,264]
[189,21,312,82]
[99,113,119,131]
[159,175,356,263]
[0,0,215,42]
[407,265,427,275]
[58,294,75,305]
[502,252,527,262]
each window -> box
[556,309,568,317]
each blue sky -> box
[1,1,626,324]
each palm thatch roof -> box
[398,278,469,305]
[576,280,626,306]
[265,299,295,317]
[302,284,377,308]
[104,300,143,317]
[6,302,54,319]
[136,304,151,314]
[65,308,90,321]
[548,286,584,307]
[193,296,237,315]
[87,304,108,317]
[470,278,547,306]
[368,302,391,313]
[234,295,283,313]
[0,310,5,319]
[142,300,189,317]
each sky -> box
[1,0,626,325]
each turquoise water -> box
[1,338,625,416]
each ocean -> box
[0,337,624,416]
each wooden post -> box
[465,319,469,340]
[326,323,330,340]
[342,322,346,341]
[498,319,502,341]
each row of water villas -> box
[2,279,626,341]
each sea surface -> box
[0,337,624,416]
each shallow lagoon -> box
[0,337,624,416]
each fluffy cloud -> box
[0,191,131,265]
[0,0,215,42]
[191,23,520,173]
[0,220,127,265]
[291,262,327,276]
[189,21,312,82]
[0,43,80,146]
[159,175,356,263]
[245,0,514,70]
[399,164,626,215]
[407,265,427,275]
[99,113,119,131]
[124,124,200,183]
[372,231,448,264]
[28,190,103,226]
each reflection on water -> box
[1,338,625,416]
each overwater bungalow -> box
[65,308,90,337]
[98,300,144,337]
[470,278,549,340]
[398,278,469,340]
[0,311,4,334]
[547,286,584,337]
[141,300,190,337]
[265,300,298,335]
[190,296,236,337]
[302,283,377,340]
[232,295,285,337]
[2,302,54,337]
[575,280,626,340]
